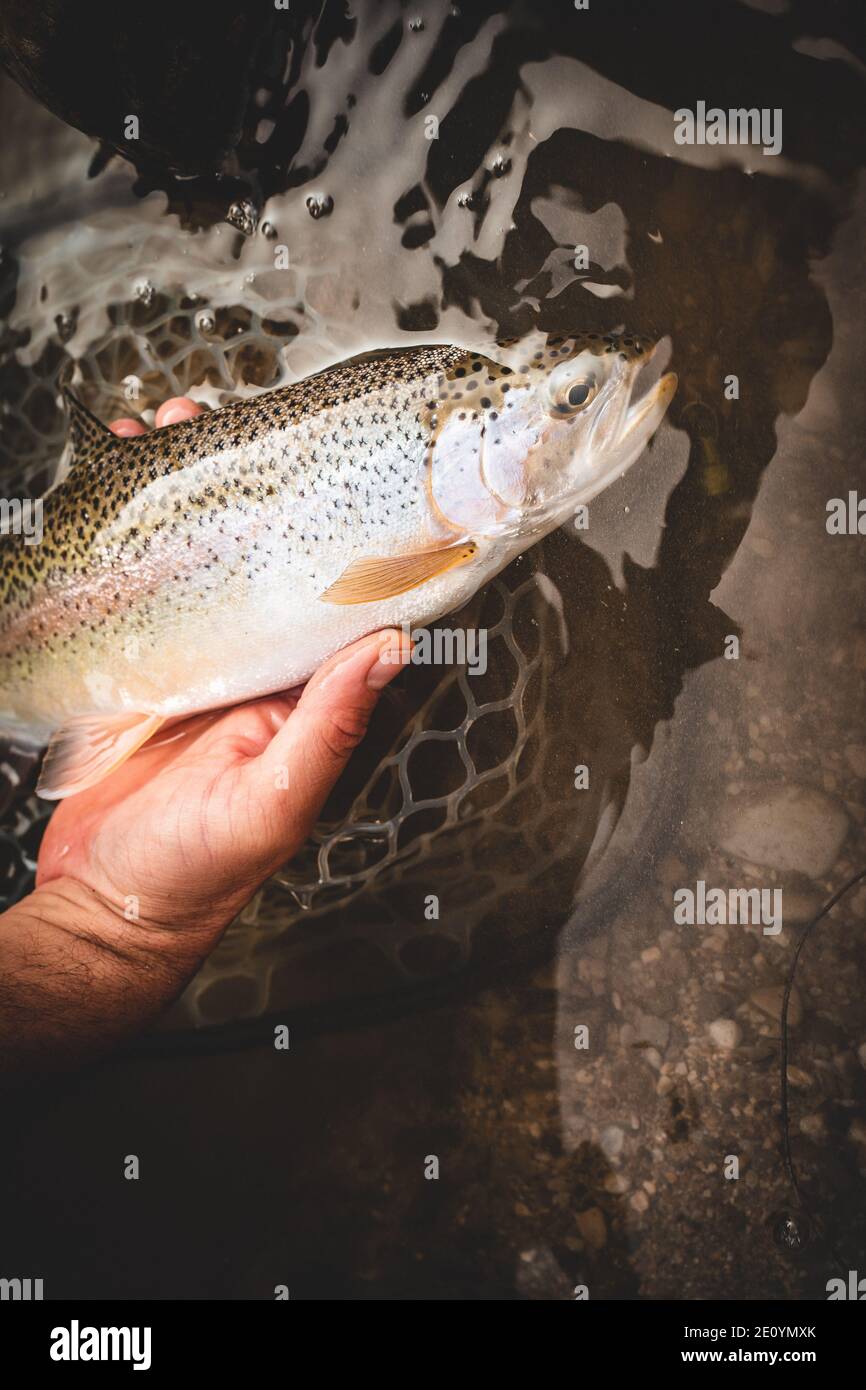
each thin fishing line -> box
[780,865,866,1266]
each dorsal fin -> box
[63,387,113,459]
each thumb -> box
[255,628,411,836]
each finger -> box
[155,397,204,427]
[109,418,147,437]
[254,629,411,824]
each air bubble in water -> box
[134,279,154,306]
[306,193,334,220]
[408,16,425,31]
[492,155,512,178]
[260,221,278,239]
[55,311,76,343]
[226,199,259,236]
[457,191,475,209]
[195,309,216,335]
[773,1211,807,1251]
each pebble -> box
[576,1207,607,1250]
[707,1018,742,1050]
[751,984,803,1027]
[786,1066,814,1089]
[718,782,849,878]
[600,1125,625,1159]
[634,1012,670,1050]
[630,1191,650,1214]
[800,1112,825,1138]
[604,1172,631,1195]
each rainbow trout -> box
[0,334,676,798]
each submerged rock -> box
[750,983,803,1028]
[718,782,848,878]
[576,1207,607,1250]
[600,1125,625,1159]
[707,1018,742,1049]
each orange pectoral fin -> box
[320,541,477,605]
[36,711,165,800]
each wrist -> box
[33,867,247,955]
[0,878,228,1081]
[28,875,225,964]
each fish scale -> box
[0,334,676,797]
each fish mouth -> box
[570,360,677,509]
[618,368,678,455]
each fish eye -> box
[560,376,596,412]
[546,355,601,416]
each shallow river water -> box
[0,0,863,1299]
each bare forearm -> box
[0,878,221,1083]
